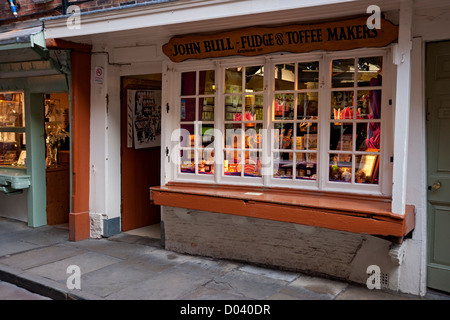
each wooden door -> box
[121,76,161,231]
[426,41,450,293]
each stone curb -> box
[0,262,101,300]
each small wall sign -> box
[94,66,104,84]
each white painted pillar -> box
[89,50,108,222]
[392,0,413,215]
[89,47,122,236]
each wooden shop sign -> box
[163,16,398,62]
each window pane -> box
[200,123,215,148]
[298,61,319,90]
[332,59,354,88]
[199,70,215,95]
[329,153,352,182]
[180,149,195,173]
[181,71,196,95]
[1,93,24,127]
[355,154,379,184]
[356,122,381,151]
[275,93,294,120]
[0,132,25,166]
[224,123,242,148]
[357,90,381,120]
[225,68,242,93]
[296,152,317,180]
[330,123,353,151]
[297,92,318,120]
[180,98,195,122]
[244,151,261,177]
[245,95,263,121]
[358,56,382,87]
[180,124,194,147]
[273,152,293,179]
[274,123,293,150]
[296,123,318,150]
[331,91,354,119]
[275,63,295,90]
[246,65,264,92]
[200,97,214,121]
[225,96,242,121]
[198,149,214,175]
[224,150,242,176]
[245,123,263,149]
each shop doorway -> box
[120,75,162,236]
[426,40,450,294]
[44,93,71,225]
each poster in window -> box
[127,89,162,149]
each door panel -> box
[426,41,450,293]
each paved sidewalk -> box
[0,216,448,301]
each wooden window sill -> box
[150,182,415,244]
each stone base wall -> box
[161,206,405,291]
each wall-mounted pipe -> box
[62,0,68,15]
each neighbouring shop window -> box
[45,94,70,168]
[0,92,26,168]
[175,52,386,192]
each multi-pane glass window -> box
[329,56,382,185]
[179,70,216,175]
[223,66,264,178]
[175,52,386,192]
[272,61,319,181]
[0,92,26,167]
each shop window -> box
[0,92,26,168]
[174,52,387,193]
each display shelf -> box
[0,167,30,194]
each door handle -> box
[429,181,441,190]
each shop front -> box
[0,21,69,226]
[42,0,450,295]
[151,14,418,292]
[0,21,91,238]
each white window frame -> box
[170,47,393,196]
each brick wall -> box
[0,0,159,24]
